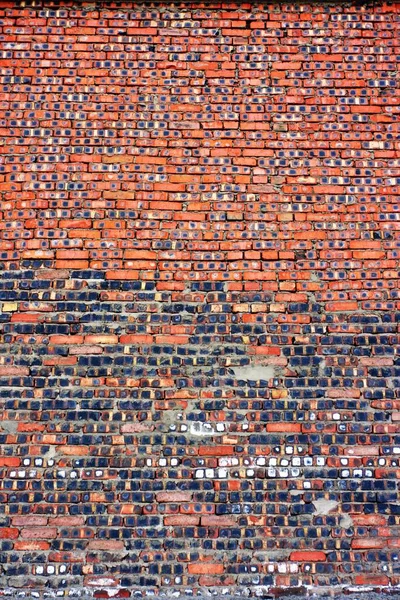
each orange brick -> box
[290,551,326,562]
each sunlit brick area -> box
[0,1,399,598]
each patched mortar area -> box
[232,364,277,382]
[0,420,17,434]
[254,550,292,562]
[287,494,354,530]
[312,499,354,528]
[160,358,285,438]
[312,499,339,516]
[339,514,354,529]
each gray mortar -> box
[0,421,17,434]
[232,365,276,381]
[312,499,339,516]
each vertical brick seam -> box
[0,1,399,597]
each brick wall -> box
[0,1,399,597]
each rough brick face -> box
[0,0,399,598]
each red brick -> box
[199,576,235,586]
[155,335,189,345]
[0,366,29,376]
[351,539,387,549]
[164,516,200,526]
[352,515,387,526]
[48,517,85,526]
[59,446,89,455]
[14,541,50,551]
[267,423,301,433]
[49,335,84,345]
[12,516,48,526]
[0,457,20,466]
[201,516,237,527]
[17,423,46,432]
[199,446,234,456]
[84,335,118,345]
[106,270,139,280]
[325,302,358,312]
[188,563,224,575]
[0,528,19,539]
[156,492,192,503]
[43,357,78,366]
[344,446,380,457]
[120,335,153,345]
[59,219,92,229]
[20,528,57,539]
[290,551,326,562]
[56,260,89,269]
[355,575,390,586]
[87,541,125,550]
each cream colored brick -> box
[2,303,18,312]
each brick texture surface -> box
[0,1,399,597]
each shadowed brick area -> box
[0,0,399,598]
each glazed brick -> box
[0,0,399,598]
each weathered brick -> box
[188,563,224,575]
[87,541,125,551]
[164,516,200,526]
[20,528,57,539]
